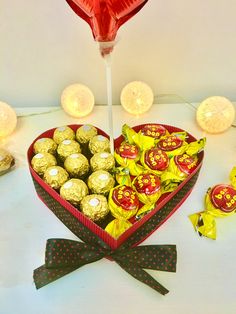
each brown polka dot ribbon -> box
[34,239,176,295]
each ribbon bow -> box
[34,239,177,295]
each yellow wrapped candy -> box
[132,173,162,205]
[161,153,199,193]
[122,124,156,151]
[189,167,236,240]
[140,147,169,176]
[114,142,144,177]
[105,219,132,239]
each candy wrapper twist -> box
[189,167,236,239]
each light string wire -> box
[16,94,236,127]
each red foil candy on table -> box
[189,167,236,240]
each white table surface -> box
[0,103,236,314]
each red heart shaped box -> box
[27,124,204,250]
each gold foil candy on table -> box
[43,166,69,190]
[57,139,81,161]
[76,124,98,144]
[53,126,75,144]
[87,170,115,195]
[108,185,140,220]
[64,153,89,178]
[90,152,115,172]
[105,218,132,239]
[89,135,110,154]
[122,124,155,151]
[189,167,236,240]
[31,152,57,176]
[132,173,162,205]
[33,138,57,155]
[80,194,109,222]
[60,178,88,206]
[0,149,15,176]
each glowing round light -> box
[196,96,235,134]
[120,81,154,115]
[0,101,17,139]
[61,84,95,118]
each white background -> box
[1,0,236,107]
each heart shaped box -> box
[27,124,204,250]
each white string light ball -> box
[196,96,235,134]
[120,81,154,115]
[61,84,95,118]
[0,101,17,139]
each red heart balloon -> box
[66,0,149,42]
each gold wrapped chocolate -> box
[53,126,75,144]
[57,139,81,161]
[0,149,15,176]
[81,194,109,222]
[105,219,132,239]
[76,124,98,144]
[189,167,236,240]
[87,170,115,194]
[64,153,89,178]
[43,166,69,189]
[60,178,88,206]
[31,152,57,176]
[33,137,57,155]
[89,135,110,154]
[90,152,115,172]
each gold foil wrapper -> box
[43,166,69,189]
[31,152,57,176]
[64,153,89,178]
[105,219,132,239]
[33,137,57,155]
[90,152,115,172]
[57,139,81,161]
[53,126,75,144]
[0,149,15,176]
[87,170,115,195]
[81,194,109,221]
[89,135,110,154]
[60,178,88,206]
[76,124,98,144]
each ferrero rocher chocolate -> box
[76,124,98,144]
[89,135,110,154]
[57,139,81,161]
[31,152,57,176]
[90,152,115,172]
[60,178,88,206]
[64,153,89,178]
[80,194,109,222]
[87,170,115,194]
[108,185,139,220]
[53,126,75,144]
[43,166,69,189]
[0,149,15,176]
[33,137,57,155]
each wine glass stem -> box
[104,55,114,154]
